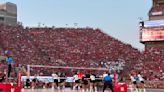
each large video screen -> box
[143,20,164,27]
[140,27,164,42]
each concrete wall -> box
[145,41,164,48]
[0,2,17,26]
[149,15,164,20]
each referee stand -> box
[0,71,22,92]
[114,72,127,92]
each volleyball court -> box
[2,64,159,92]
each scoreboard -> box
[143,20,164,27]
[140,27,164,42]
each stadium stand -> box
[0,24,163,88]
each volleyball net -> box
[25,64,110,83]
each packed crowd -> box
[0,24,163,88]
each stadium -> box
[0,0,164,92]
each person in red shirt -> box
[78,72,85,80]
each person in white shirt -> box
[138,73,144,84]
[73,72,80,90]
[129,73,138,92]
[137,72,145,92]
[103,72,108,78]
[89,74,97,92]
[51,72,59,89]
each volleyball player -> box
[137,72,145,92]
[81,73,89,92]
[129,73,138,92]
[32,74,38,89]
[73,72,80,90]
[59,73,66,89]
[89,74,97,92]
[51,72,59,89]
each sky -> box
[1,0,152,50]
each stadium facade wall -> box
[149,15,164,20]
[0,2,17,26]
[144,41,164,48]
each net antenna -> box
[27,65,109,77]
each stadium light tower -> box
[38,22,41,27]
[74,23,78,28]
[65,24,68,27]
[138,17,143,21]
